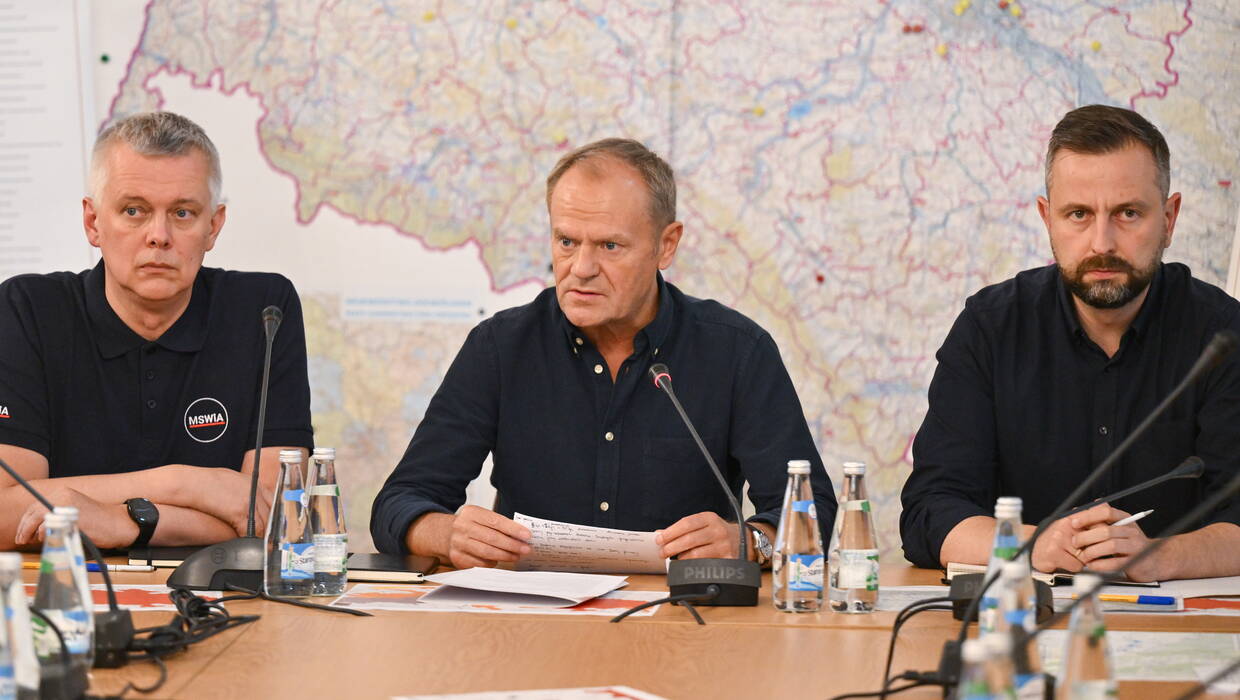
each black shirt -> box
[900,263,1240,568]
[0,262,314,476]
[370,275,836,554]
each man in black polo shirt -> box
[0,111,313,550]
[901,105,1240,581]
[371,138,835,569]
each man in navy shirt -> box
[0,112,313,551]
[901,105,1240,581]
[372,138,835,569]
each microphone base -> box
[949,573,1053,624]
[166,536,265,591]
[667,558,760,606]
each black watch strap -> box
[125,498,159,549]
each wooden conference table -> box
[22,560,1237,699]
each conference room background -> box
[7,0,1239,557]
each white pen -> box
[1112,509,1154,527]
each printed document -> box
[513,512,666,574]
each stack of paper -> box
[422,568,628,607]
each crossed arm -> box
[0,443,298,551]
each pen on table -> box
[1071,593,1177,606]
[1112,509,1154,528]
[21,561,154,572]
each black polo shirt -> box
[900,262,1240,568]
[0,261,313,477]
[370,274,836,554]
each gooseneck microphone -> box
[647,363,760,607]
[168,305,283,591]
[246,305,283,538]
[1061,455,1204,520]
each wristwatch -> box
[124,498,159,549]
[746,522,772,567]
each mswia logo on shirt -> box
[183,397,228,443]
[0,405,9,419]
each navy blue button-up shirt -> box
[371,275,835,554]
[901,263,1240,568]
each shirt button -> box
[146,399,157,409]
[575,337,583,346]
[599,501,610,512]
[593,364,603,375]
[653,348,660,356]
[604,431,614,442]
[1098,426,1109,435]
[145,370,155,380]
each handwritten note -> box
[514,513,666,575]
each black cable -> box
[675,598,706,625]
[827,680,935,700]
[223,583,373,616]
[27,605,71,668]
[610,587,721,624]
[1171,654,1240,700]
[879,597,953,698]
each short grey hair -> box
[89,111,222,206]
[545,138,676,231]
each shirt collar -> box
[85,261,209,358]
[557,272,676,356]
[1056,262,1165,342]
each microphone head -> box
[1211,329,1239,358]
[649,363,671,388]
[1173,456,1205,480]
[262,305,283,325]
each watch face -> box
[127,499,158,525]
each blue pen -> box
[85,563,155,573]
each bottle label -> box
[31,608,90,657]
[837,549,879,590]
[842,500,870,512]
[1065,681,1116,699]
[992,533,1019,560]
[785,553,823,591]
[283,488,308,508]
[280,542,314,580]
[0,665,13,699]
[313,534,348,573]
[310,484,340,497]
[39,546,69,573]
[791,499,816,519]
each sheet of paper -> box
[513,513,666,575]
[874,585,954,612]
[24,583,221,612]
[1038,631,1240,682]
[1147,575,1240,599]
[394,686,668,699]
[331,583,664,617]
[424,567,626,606]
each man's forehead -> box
[1047,144,1160,197]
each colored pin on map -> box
[505,18,518,29]
[1090,40,1102,52]
[1010,3,1023,17]
[752,106,766,117]
[423,11,435,22]
[954,1,971,17]
[936,43,949,57]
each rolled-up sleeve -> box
[370,322,500,553]
[900,307,998,568]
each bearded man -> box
[899,105,1240,581]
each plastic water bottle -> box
[0,613,14,700]
[981,496,1025,634]
[956,639,994,700]
[0,554,39,698]
[31,514,91,670]
[50,507,93,668]
[995,561,1043,696]
[1059,573,1116,699]
[308,447,348,596]
[264,450,314,596]
[982,633,1016,699]
[771,459,823,612]
[828,461,879,613]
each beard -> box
[1060,252,1160,309]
